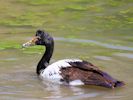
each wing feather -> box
[60,61,124,88]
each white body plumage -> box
[39,59,84,85]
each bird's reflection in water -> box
[41,79,101,100]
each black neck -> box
[36,39,54,75]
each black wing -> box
[60,61,124,88]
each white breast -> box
[39,59,82,82]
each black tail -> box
[98,70,125,88]
[114,81,125,88]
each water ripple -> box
[55,37,133,51]
[94,56,112,60]
[114,53,133,59]
[57,93,100,100]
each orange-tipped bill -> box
[22,36,39,48]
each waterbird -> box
[22,30,125,88]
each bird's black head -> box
[22,30,53,47]
[35,30,53,45]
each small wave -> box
[94,56,112,60]
[55,37,133,51]
[114,53,133,59]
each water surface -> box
[0,0,133,100]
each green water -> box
[0,0,133,100]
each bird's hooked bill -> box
[22,36,39,48]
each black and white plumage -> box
[22,30,125,88]
[40,59,84,85]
